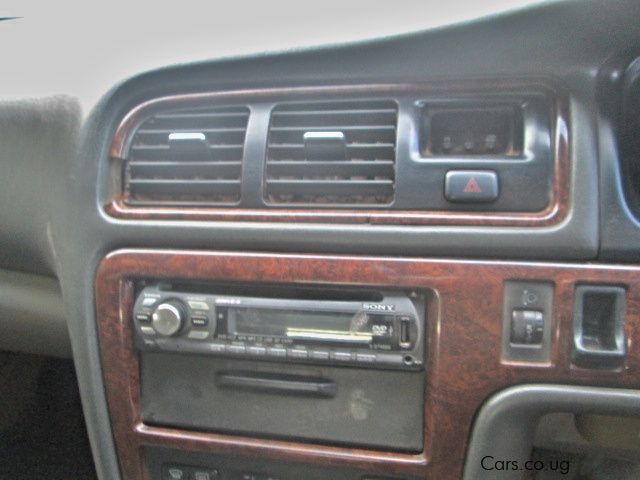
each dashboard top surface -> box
[0,0,548,107]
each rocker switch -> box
[511,310,544,345]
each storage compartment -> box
[140,353,424,452]
[422,104,523,157]
[572,286,627,368]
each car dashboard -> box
[1,2,640,479]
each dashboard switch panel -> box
[502,281,554,363]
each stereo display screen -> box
[228,308,392,344]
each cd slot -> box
[286,329,373,344]
[155,281,384,303]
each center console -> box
[95,250,640,480]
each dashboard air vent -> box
[124,105,249,204]
[265,100,397,205]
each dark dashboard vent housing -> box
[124,105,249,205]
[265,99,398,206]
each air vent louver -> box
[124,105,249,204]
[266,100,397,205]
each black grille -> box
[265,100,397,205]
[124,105,249,204]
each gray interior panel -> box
[0,269,70,358]
[463,384,640,480]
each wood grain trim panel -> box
[96,251,640,480]
[105,80,570,227]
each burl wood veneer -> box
[96,251,640,480]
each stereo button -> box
[163,465,187,480]
[287,348,308,359]
[209,343,226,353]
[247,346,267,356]
[310,350,330,360]
[193,469,219,480]
[142,297,158,307]
[188,330,209,340]
[135,313,152,323]
[240,473,278,480]
[375,353,404,366]
[356,353,377,363]
[191,316,209,327]
[266,347,287,358]
[227,344,246,355]
[140,326,155,336]
[240,474,259,480]
[332,351,354,362]
[188,300,209,311]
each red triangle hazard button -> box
[445,171,498,202]
[463,177,482,193]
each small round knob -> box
[152,300,186,337]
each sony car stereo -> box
[132,284,425,370]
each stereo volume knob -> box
[151,300,186,337]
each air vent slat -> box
[269,126,396,146]
[266,160,394,178]
[272,109,396,127]
[135,127,245,136]
[268,144,395,161]
[266,179,394,197]
[154,111,249,119]
[123,105,248,205]
[130,144,244,151]
[270,125,395,131]
[129,161,242,179]
[129,179,241,197]
[266,100,397,206]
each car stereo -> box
[133,285,425,369]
